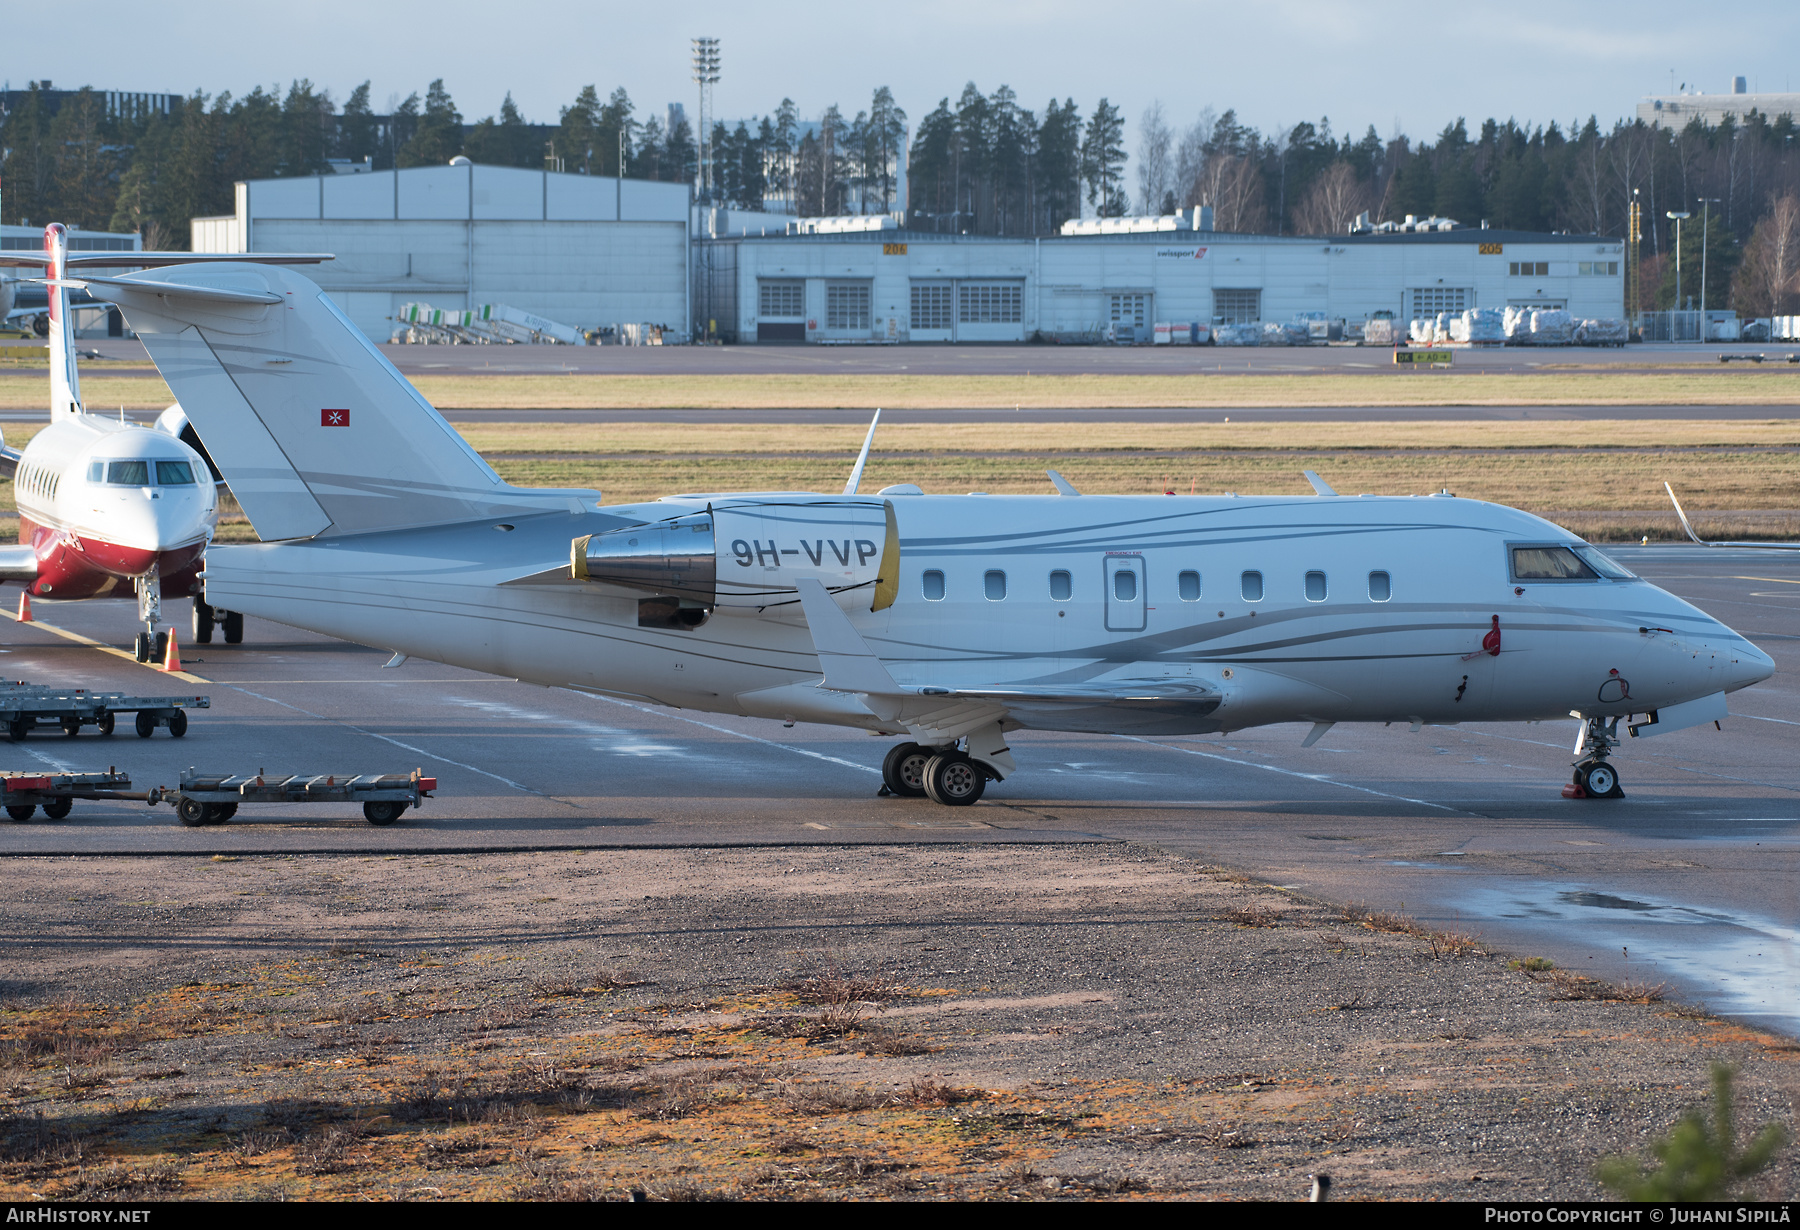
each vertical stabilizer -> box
[45,224,82,422]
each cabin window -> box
[1511,545,1599,581]
[984,570,1007,601]
[86,461,103,482]
[106,460,149,485]
[922,570,945,601]
[1049,569,1072,601]
[1113,569,1137,602]
[1178,570,1201,601]
[155,461,196,486]
[1304,571,1327,602]
[1240,570,1263,601]
[1368,571,1391,601]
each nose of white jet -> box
[1723,639,1776,693]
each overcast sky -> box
[11,0,1800,152]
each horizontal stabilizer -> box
[0,252,332,270]
[68,275,282,306]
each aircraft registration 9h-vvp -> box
[100,261,1774,804]
[0,225,331,660]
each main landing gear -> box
[1567,714,1626,799]
[191,601,243,646]
[879,741,991,807]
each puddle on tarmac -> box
[1458,881,1800,1032]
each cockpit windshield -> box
[1571,545,1636,580]
[1511,544,1638,582]
[88,460,199,486]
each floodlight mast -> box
[1666,210,1690,325]
[692,37,721,205]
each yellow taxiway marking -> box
[3,609,211,684]
[1734,576,1800,585]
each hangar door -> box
[910,279,1025,342]
[958,281,1024,341]
[757,279,805,342]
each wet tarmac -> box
[0,545,1794,1034]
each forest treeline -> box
[2,78,1797,313]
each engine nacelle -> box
[572,498,898,613]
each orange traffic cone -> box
[162,630,181,672]
[16,592,31,622]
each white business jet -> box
[0,225,330,660]
[100,261,1773,804]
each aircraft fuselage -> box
[198,489,1771,738]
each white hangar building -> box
[698,227,1625,344]
[192,163,693,341]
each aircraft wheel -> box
[133,632,151,662]
[42,798,72,821]
[363,801,405,826]
[167,710,188,738]
[176,798,207,827]
[922,753,986,807]
[153,631,169,664]
[5,804,35,822]
[8,718,28,741]
[881,742,933,797]
[222,612,244,644]
[192,602,215,644]
[1577,761,1624,799]
[135,711,156,738]
[61,718,81,737]
[96,711,114,736]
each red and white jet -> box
[0,224,329,660]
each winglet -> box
[794,577,901,698]
[844,408,881,496]
[1047,469,1080,496]
[1665,482,1707,545]
[1303,470,1338,497]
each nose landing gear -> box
[132,564,165,663]
[1566,714,1626,799]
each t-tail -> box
[100,262,600,541]
[45,224,82,422]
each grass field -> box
[2,418,1791,544]
[5,368,1800,411]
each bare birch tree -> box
[1136,101,1173,215]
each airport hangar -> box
[190,163,1623,345]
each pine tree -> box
[1081,98,1127,216]
[398,80,462,168]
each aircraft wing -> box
[1667,483,1800,550]
[791,579,1219,742]
[0,545,38,583]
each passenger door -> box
[1104,553,1146,632]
